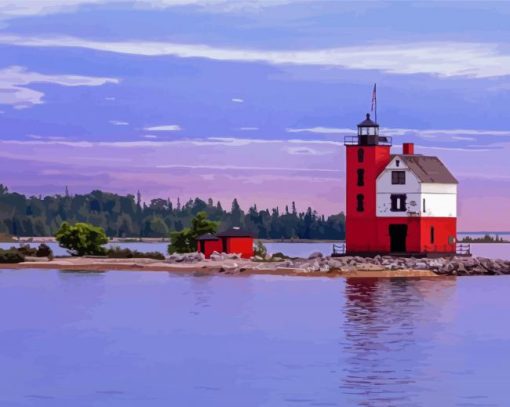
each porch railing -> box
[332,243,346,256]
[456,243,471,256]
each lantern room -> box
[357,113,379,145]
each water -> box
[1,241,509,260]
[0,269,509,406]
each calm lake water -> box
[1,269,510,406]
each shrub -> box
[106,246,164,260]
[253,240,267,258]
[16,244,37,257]
[36,243,53,259]
[0,249,25,263]
[55,222,108,256]
[168,211,218,254]
[10,243,54,259]
[271,252,289,260]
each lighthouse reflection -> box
[339,277,456,406]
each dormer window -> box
[392,171,406,185]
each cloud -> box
[155,163,340,173]
[1,34,510,78]
[109,120,129,126]
[144,124,182,131]
[286,127,355,135]
[0,65,119,109]
[0,0,301,17]
[239,127,259,131]
[417,145,492,152]
[143,134,158,139]
[286,146,333,156]
[231,98,244,103]
[0,136,341,149]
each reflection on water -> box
[341,278,456,406]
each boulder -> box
[308,252,323,260]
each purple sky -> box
[0,1,509,231]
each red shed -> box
[196,233,223,259]
[216,227,254,259]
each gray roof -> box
[216,227,253,238]
[196,233,219,241]
[393,154,458,184]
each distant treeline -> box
[461,234,509,243]
[0,185,345,240]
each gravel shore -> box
[2,251,509,277]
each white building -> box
[376,153,457,218]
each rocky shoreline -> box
[5,251,508,277]
[166,251,510,276]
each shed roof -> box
[392,154,458,184]
[196,233,219,241]
[216,226,253,238]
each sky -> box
[0,0,509,231]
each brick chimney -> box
[403,143,414,155]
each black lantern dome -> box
[357,113,380,145]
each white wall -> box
[376,156,457,218]
[421,186,457,217]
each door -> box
[389,224,408,252]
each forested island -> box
[0,185,345,240]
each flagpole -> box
[374,83,377,124]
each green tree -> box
[168,211,218,254]
[55,222,108,256]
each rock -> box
[305,260,321,272]
[308,252,323,260]
[223,253,241,260]
[327,259,344,269]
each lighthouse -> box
[345,113,458,255]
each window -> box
[430,226,435,244]
[423,198,426,213]
[357,148,364,163]
[390,194,407,212]
[357,169,365,186]
[392,171,406,184]
[356,194,364,212]
[396,159,400,167]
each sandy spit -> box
[0,258,441,278]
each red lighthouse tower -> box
[345,114,391,253]
[345,113,458,255]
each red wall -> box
[419,217,457,253]
[345,144,391,253]
[197,239,223,259]
[346,217,456,255]
[224,237,254,259]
